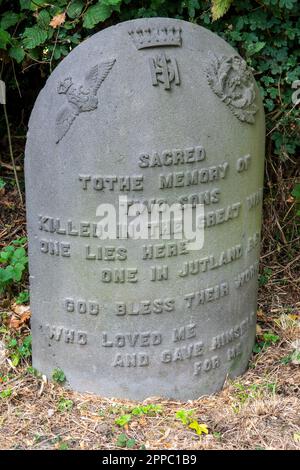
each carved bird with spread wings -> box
[55,59,116,143]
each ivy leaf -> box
[0,12,20,30]
[20,0,47,10]
[9,46,25,63]
[126,438,136,448]
[67,0,84,19]
[19,0,31,10]
[0,29,11,49]
[104,0,122,5]
[29,0,47,11]
[186,0,200,18]
[22,25,48,49]
[83,3,112,29]
[115,414,131,427]
[246,41,266,56]
[211,0,234,21]
[189,421,209,435]
[279,0,297,9]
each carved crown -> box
[57,77,73,94]
[128,26,182,50]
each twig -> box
[11,59,22,99]
[2,104,23,205]
[0,160,22,172]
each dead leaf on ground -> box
[256,324,263,335]
[257,309,266,320]
[50,12,66,29]
[11,303,30,316]
[9,304,31,329]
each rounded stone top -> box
[26,17,264,158]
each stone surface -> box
[25,18,265,400]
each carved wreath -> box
[206,54,258,124]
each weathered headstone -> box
[25,18,265,400]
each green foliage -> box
[258,267,273,286]
[0,178,6,189]
[0,388,12,398]
[253,331,280,353]
[7,334,31,366]
[292,184,300,216]
[57,397,74,412]
[280,352,300,364]
[58,442,69,450]
[0,238,28,295]
[115,414,132,427]
[52,368,66,383]
[116,433,136,448]
[175,409,194,425]
[15,290,29,304]
[26,366,41,377]
[175,409,208,436]
[211,0,234,21]
[83,1,122,29]
[114,403,162,426]
[131,404,162,416]
[232,380,277,411]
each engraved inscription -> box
[85,246,127,261]
[101,268,138,283]
[45,324,87,345]
[227,342,242,360]
[56,60,115,143]
[178,244,242,277]
[40,239,71,257]
[246,232,260,253]
[64,298,99,315]
[194,356,220,375]
[236,154,251,172]
[197,202,241,228]
[246,188,263,209]
[178,188,221,206]
[116,298,175,315]
[184,282,229,308]
[161,342,204,363]
[150,265,168,281]
[113,353,149,367]
[79,175,144,192]
[102,331,162,347]
[159,162,229,189]
[142,241,188,259]
[139,146,205,168]
[234,262,259,288]
[210,312,255,350]
[173,324,196,342]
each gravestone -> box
[25,18,265,400]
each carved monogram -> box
[55,59,115,143]
[206,54,258,124]
[149,52,180,90]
